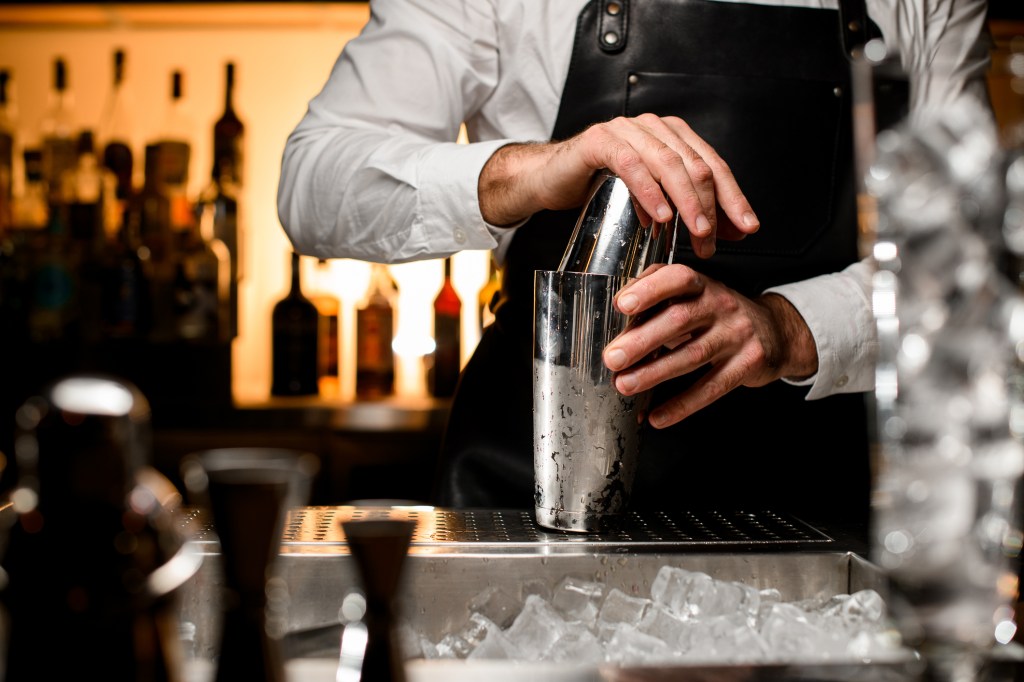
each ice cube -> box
[505,594,570,660]
[551,576,606,625]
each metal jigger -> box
[339,518,416,682]
[0,374,201,681]
[534,173,675,532]
[182,448,318,682]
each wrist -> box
[478,142,547,226]
[758,293,818,380]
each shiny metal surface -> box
[558,173,675,278]
[533,174,676,533]
[534,270,649,532]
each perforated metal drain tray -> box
[183,507,835,554]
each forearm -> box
[478,141,587,227]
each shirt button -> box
[835,375,849,388]
[454,228,467,244]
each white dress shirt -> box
[277,0,991,399]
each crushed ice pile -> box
[403,566,905,665]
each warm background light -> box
[0,3,489,404]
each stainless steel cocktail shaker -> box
[534,173,675,532]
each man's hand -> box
[478,114,761,258]
[601,264,819,428]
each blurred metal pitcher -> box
[534,173,675,532]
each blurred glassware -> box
[180,447,318,682]
[868,94,1024,680]
[0,373,201,681]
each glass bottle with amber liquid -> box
[477,254,500,334]
[429,256,461,398]
[272,251,319,396]
[356,263,396,400]
[308,258,340,399]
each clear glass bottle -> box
[197,63,244,340]
[429,256,461,398]
[39,57,76,204]
[196,179,238,339]
[99,48,135,213]
[271,251,319,396]
[356,263,397,400]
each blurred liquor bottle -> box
[477,254,500,333]
[0,69,12,228]
[153,69,192,235]
[131,143,175,342]
[197,60,244,339]
[39,57,76,205]
[271,250,319,396]
[212,61,244,188]
[3,150,47,342]
[101,207,150,340]
[28,182,77,342]
[308,258,340,399]
[59,130,116,342]
[0,70,17,340]
[429,256,461,398]
[99,48,135,219]
[173,208,225,344]
[356,263,397,400]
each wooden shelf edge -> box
[0,2,370,30]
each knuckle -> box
[688,159,714,186]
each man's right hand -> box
[477,113,761,259]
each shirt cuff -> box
[415,138,519,253]
[764,270,877,400]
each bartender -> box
[277,0,991,529]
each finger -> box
[615,115,718,258]
[605,301,706,375]
[577,121,676,223]
[611,329,712,394]
[646,360,742,428]
[664,116,760,237]
[614,264,703,316]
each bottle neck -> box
[290,253,303,295]
[224,78,234,113]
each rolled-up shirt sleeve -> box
[765,261,877,399]
[277,0,509,263]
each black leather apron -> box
[432,0,878,529]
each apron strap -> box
[837,0,880,57]
[598,0,630,53]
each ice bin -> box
[175,506,933,681]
